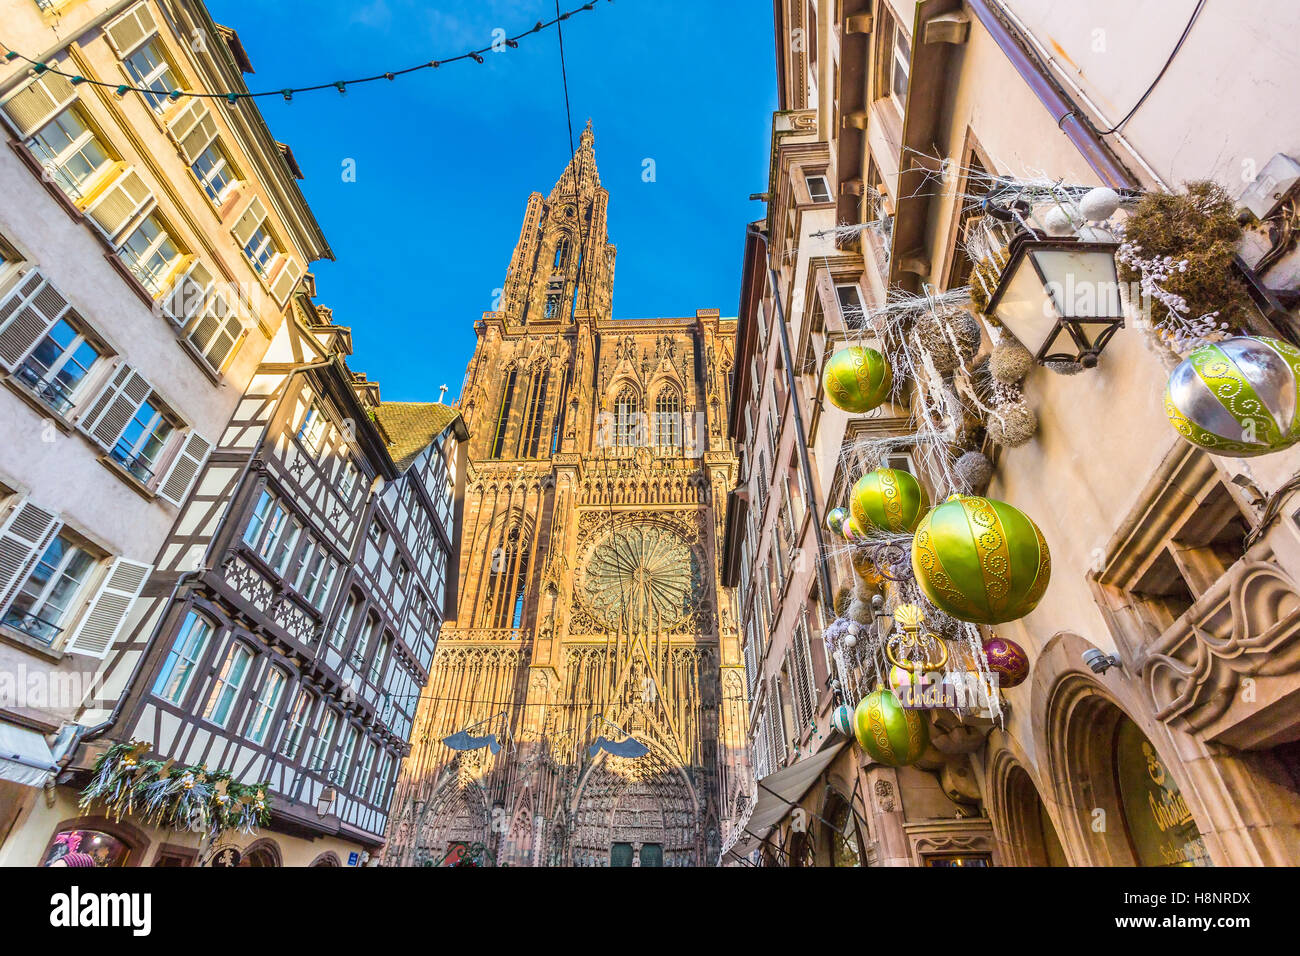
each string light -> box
[0,0,610,104]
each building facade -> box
[384,126,750,867]
[1,288,466,867]
[724,0,1300,866]
[0,0,329,854]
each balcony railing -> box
[109,442,156,483]
[1,608,63,645]
[13,361,76,415]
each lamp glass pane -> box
[1032,247,1121,319]
[992,254,1055,353]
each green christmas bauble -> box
[825,507,849,536]
[1165,336,1300,457]
[911,495,1051,625]
[850,468,929,536]
[823,346,892,414]
[853,689,929,767]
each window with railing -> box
[110,394,175,483]
[1,532,97,644]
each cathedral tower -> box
[385,124,749,867]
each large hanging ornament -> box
[850,468,930,536]
[823,346,892,414]
[982,634,1031,688]
[853,689,929,767]
[1165,335,1300,457]
[831,704,855,737]
[911,495,1051,625]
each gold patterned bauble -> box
[1165,335,1300,457]
[822,346,892,414]
[911,495,1051,625]
[850,468,930,536]
[853,689,929,767]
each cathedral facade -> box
[384,125,749,867]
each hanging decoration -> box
[831,704,855,737]
[80,741,271,839]
[982,634,1031,689]
[1165,335,1300,456]
[822,346,893,414]
[1115,180,1249,355]
[850,467,930,535]
[825,506,849,536]
[1,1,608,105]
[852,689,929,767]
[911,495,1051,625]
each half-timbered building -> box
[2,286,465,866]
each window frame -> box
[202,640,253,729]
[151,611,215,706]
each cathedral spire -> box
[551,119,602,200]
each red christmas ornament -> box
[983,635,1030,689]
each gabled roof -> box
[372,402,467,473]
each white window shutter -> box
[104,2,159,57]
[161,258,214,326]
[167,99,218,164]
[64,557,152,658]
[0,269,71,372]
[0,499,61,614]
[269,257,302,304]
[77,363,152,451]
[231,196,268,249]
[2,71,76,138]
[157,431,212,505]
[84,167,152,244]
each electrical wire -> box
[0,0,609,104]
[1098,0,1206,135]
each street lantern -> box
[985,230,1124,369]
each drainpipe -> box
[967,0,1138,190]
[746,226,836,623]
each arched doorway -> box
[238,839,282,867]
[1001,765,1068,866]
[570,747,700,867]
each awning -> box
[0,721,58,788]
[720,741,847,863]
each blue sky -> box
[206,0,778,401]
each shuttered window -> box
[2,70,76,138]
[104,2,159,59]
[26,104,114,201]
[156,431,211,506]
[84,167,152,244]
[117,211,183,295]
[0,528,94,646]
[77,365,184,489]
[122,37,181,113]
[63,556,150,658]
[187,291,244,372]
[232,197,279,275]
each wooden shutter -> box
[193,305,244,372]
[0,270,72,371]
[2,71,76,138]
[64,557,152,658]
[157,431,211,505]
[104,2,159,57]
[167,99,218,163]
[161,258,214,325]
[269,256,302,304]
[84,167,152,244]
[231,196,267,249]
[77,363,152,451]
[0,499,61,614]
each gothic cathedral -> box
[384,124,750,867]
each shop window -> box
[41,828,132,867]
[1113,716,1211,866]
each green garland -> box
[80,741,271,839]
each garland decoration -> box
[80,741,271,839]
